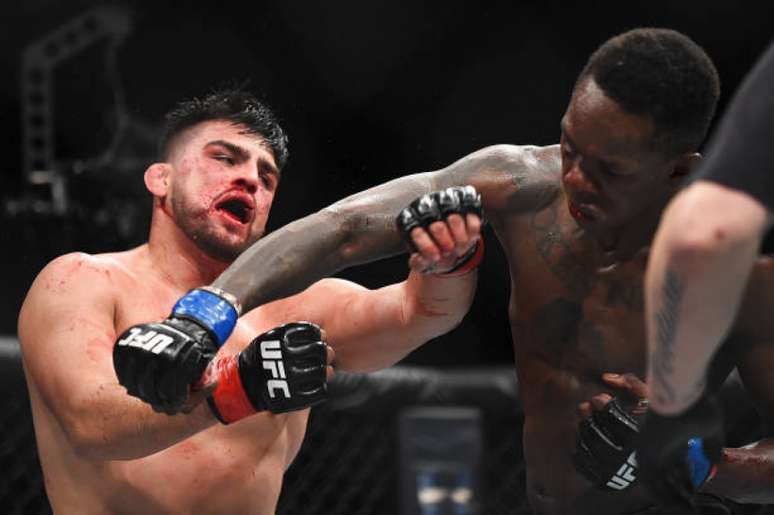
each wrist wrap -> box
[208,356,258,424]
[172,287,241,347]
[438,239,484,277]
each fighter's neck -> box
[146,209,229,292]
[581,204,664,270]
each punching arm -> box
[213,144,553,312]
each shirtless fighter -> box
[18,89,483,514]
[119,30,774,513]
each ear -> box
[669,152,701,182]
[144,163,171,197]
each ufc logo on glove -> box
[606,451,638,490]
[261,340,291,399]
[116,327,175,355]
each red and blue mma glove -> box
[114,286,240,414]
[206,322,329,424]
[395,185,485,276]
[574,396,719,504]
[636,395,723,508]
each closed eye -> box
[214,155,234,165]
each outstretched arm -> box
[112,145,558,413]
[212,144,556,312]
[282,200,483,372]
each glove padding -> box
[209,322,329,423]
[396,186,483,247]
[114,317,216,415]
[114,287,239,415]
[574,396,643,491]
[636,395,723,508]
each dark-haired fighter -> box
[18,90,481,514]
[120,30,774,513]
[638,42,774,506]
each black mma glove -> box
[208,322,329,423]
[636,395,723,508]
[113,287,241,414]
[396,185,484,275]
[574,396,643,491]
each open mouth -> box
[215,197,254,225]
[568,200,592,222]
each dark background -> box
[1,1,772,367]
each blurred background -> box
[2,0,772,366]
[1,2,773,513]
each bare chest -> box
[498,206,648,400]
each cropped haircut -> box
[159,88,289,170]
[578,28,720,155]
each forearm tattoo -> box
[651,269,684,406]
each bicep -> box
[18,256,119,422]
[327,144,556,223]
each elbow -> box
[63,415,131,462]
[657,210,758,274]
[663,227,756,276]
[657,183,767,271]
[66,425,115,462]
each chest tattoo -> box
[530,202,596,298]
[525,298,608,372]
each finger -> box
[428,220,456,255]
[590,393,613,411]
[326,364,335,382]
[445,214,470,255]
[602,372,649,399]
[326,344,335,366]
[320,328,327,341]
[465,212,482,237]
[410,227,441,261]
[577,400,593,419]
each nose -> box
[232,166,259,194]
[563,156,597,194]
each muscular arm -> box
[645,182,768,414]
[212,144,557,312]
[18,254,217,461]
[289,269,477,373]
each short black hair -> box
[578,28,720,155]
[159,87,289,170]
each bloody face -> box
[163,120,280,262]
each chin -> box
[196,234,255,263]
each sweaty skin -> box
[211,80,774,514]
[18,120,478,514]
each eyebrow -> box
[559,121,631,172]
[205,140,281,179]
[559,120,578,150]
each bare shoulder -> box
[18,251,133,339]
[437,144,561,215]
[28,251,133,295]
